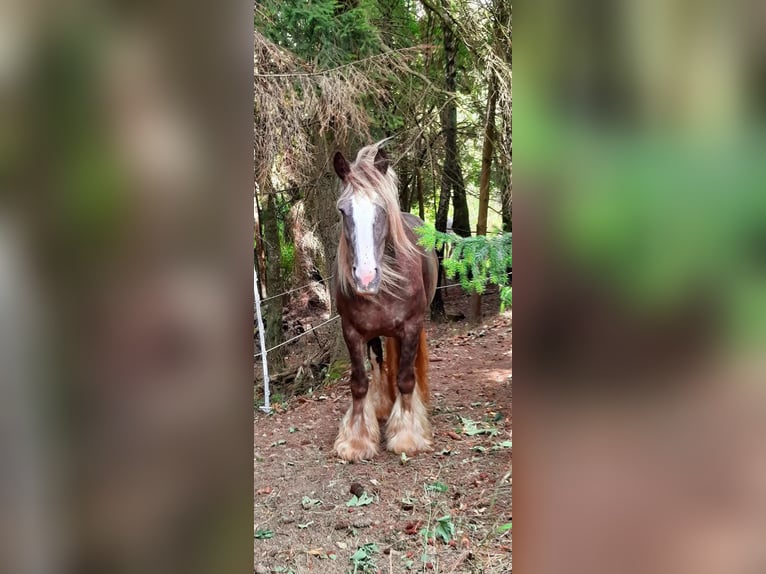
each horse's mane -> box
[336,141,421,298]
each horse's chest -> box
[342,299,408,337]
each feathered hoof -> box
[334,400,380,462]
[386,426,433,456]
[334,435,379,462]
[385,390,432,456]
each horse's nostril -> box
[352,266,357,273]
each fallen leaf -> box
[404,521,423,536]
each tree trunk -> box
[430,0,469,319]
[500,105,512,233]
[398,160,412,212]
[470,71,499,321]
[261,181,286,370]
[416,166,425,220]
[288,200,330,309]
[437,10,470,238]
[303,130,346,358]
[501,182,512,232]
[253,194,267,298]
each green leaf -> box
[346,491,374,507]
[434,515,456,543]
[425,481,448,493]
[254,528,274,539]
[497,522,512,534]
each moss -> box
[326,359,350,382]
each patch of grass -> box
[325,359,350,382]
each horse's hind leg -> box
[367,337,394,421]
[385,327,433,456]
[334,324,380,462]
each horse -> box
[332,141,439,462]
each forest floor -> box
[254,288,512,574]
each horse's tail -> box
[384,328,430,404]
[415,328,430,404]
[385,336,400,406]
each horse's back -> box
[401,213,439,305]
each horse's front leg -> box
[385,325,433,456]
[334,323,380,462]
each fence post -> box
[254,266,271,413]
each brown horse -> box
[331,141,438,462]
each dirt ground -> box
[254,289,512,574]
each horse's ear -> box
[333,151,350,180]
[373,148,389,174]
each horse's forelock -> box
[336,142,421,298]
[339,144,418,256]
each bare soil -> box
[254,288,512,574]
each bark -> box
[439,0,470,238]
[497,0,512,233]
[501,181,512,232]
[470,71,499,321]
[304,130,346,357]
[398,160,412,212]
[253,194,267,298]
[261,180,286,369]
[500,101,512,233]
[429,0,472,318]
[416,166,425,220]
[288,200,330,309]
[475,74,498,238]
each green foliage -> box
[459,416,500,437]
[417,225,512,302]
[325,359,349,381]
[420,515,456,544]
[256,0,380,65]
[346,492,374,507]
[350,542,379,573]
[425,481,448,493]
[280,241,295,280]
[500,286,512,311]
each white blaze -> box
[351,195,377,283]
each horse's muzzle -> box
[353,267,380,295]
